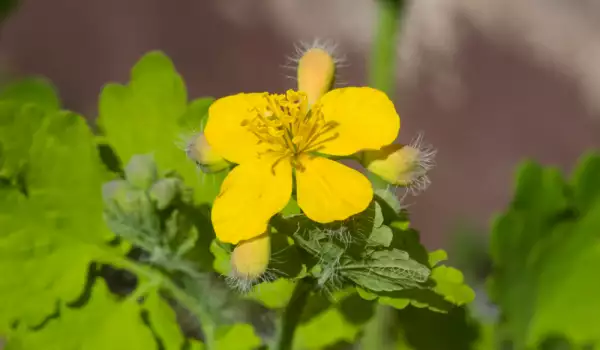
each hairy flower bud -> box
[361,134,436,194]
[185,132,230,173]
[124,154,158,190]
[228,233,271,291]
[297,47,336,105]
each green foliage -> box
[393,306,482,350]
[97,51,224,204]
[5,280,184,350]
[0,50,476,350]
[0,99,113,330]
[0,79,201,349]
[489,153,600,349]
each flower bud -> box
[149,177,181,210]
[102,179,151,214]
[361,137,436,193]
[125,154,158,190]
[229,233,271,291]
[185,132,230,173]
[297,48,336,105]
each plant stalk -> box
[363,1,404,350]
[272,278,315,350]
[368,0,403,97]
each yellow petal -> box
[204,93,268,164]
[315,87,400,156]
[295,155,373,223]
[211,154,292,244]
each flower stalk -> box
[272,278,315,350]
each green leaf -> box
[294,304,362,349]
[0,78,60,111]
[489,155,600,347]
[344,249,430,292]
[394,306,482,350]
[0,103,45,178]
[430,266,475,306]
[368,225,393,247]
[246,278,296,309]
[571,152,600,212]
[213,323,262,350]
[0,110,115,330]
[5,280,185,350]
[97,51,224,204]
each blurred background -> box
[2,0,599,249]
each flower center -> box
[242,90,339,163]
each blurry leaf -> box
[430,266,475,306]
[210,240,231,275]
[0,103,45,178]
[571,152,600,212]
[214,323,262,350]
[6,280,185,350]
[294,305,361,350]
[374,201,384,227]
[368,225,393,247]
[97,51,224,204]
[0,111,116,331]
[428,249,448,266]
[394,306,481,350]
[489,155,600,347]
[0,77,59,111]
[246,279,296,309]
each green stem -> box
[363,1,404,350]
[368,0,403,96]
[360,304,396,350]
[272,278,315,350]
[368,0,403,190]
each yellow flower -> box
[204,49,400,245]
[205,88,399,244]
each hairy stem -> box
[272,277,315,350]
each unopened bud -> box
[149,177,181,210]
[361,136,436,194]
[298,48,336,105]
[102,179,150,214]
[185,132,230,173]
[124,154,158,190]
[229,233,271,291]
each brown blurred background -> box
[2,0,598,248]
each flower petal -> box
[212,154,292,244]
[296,155,373,223]
[316,87,400,156]
[204,93,268,164]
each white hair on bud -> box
[225,266,281,294]
[406,131,437,195]
[281,38,348,84]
